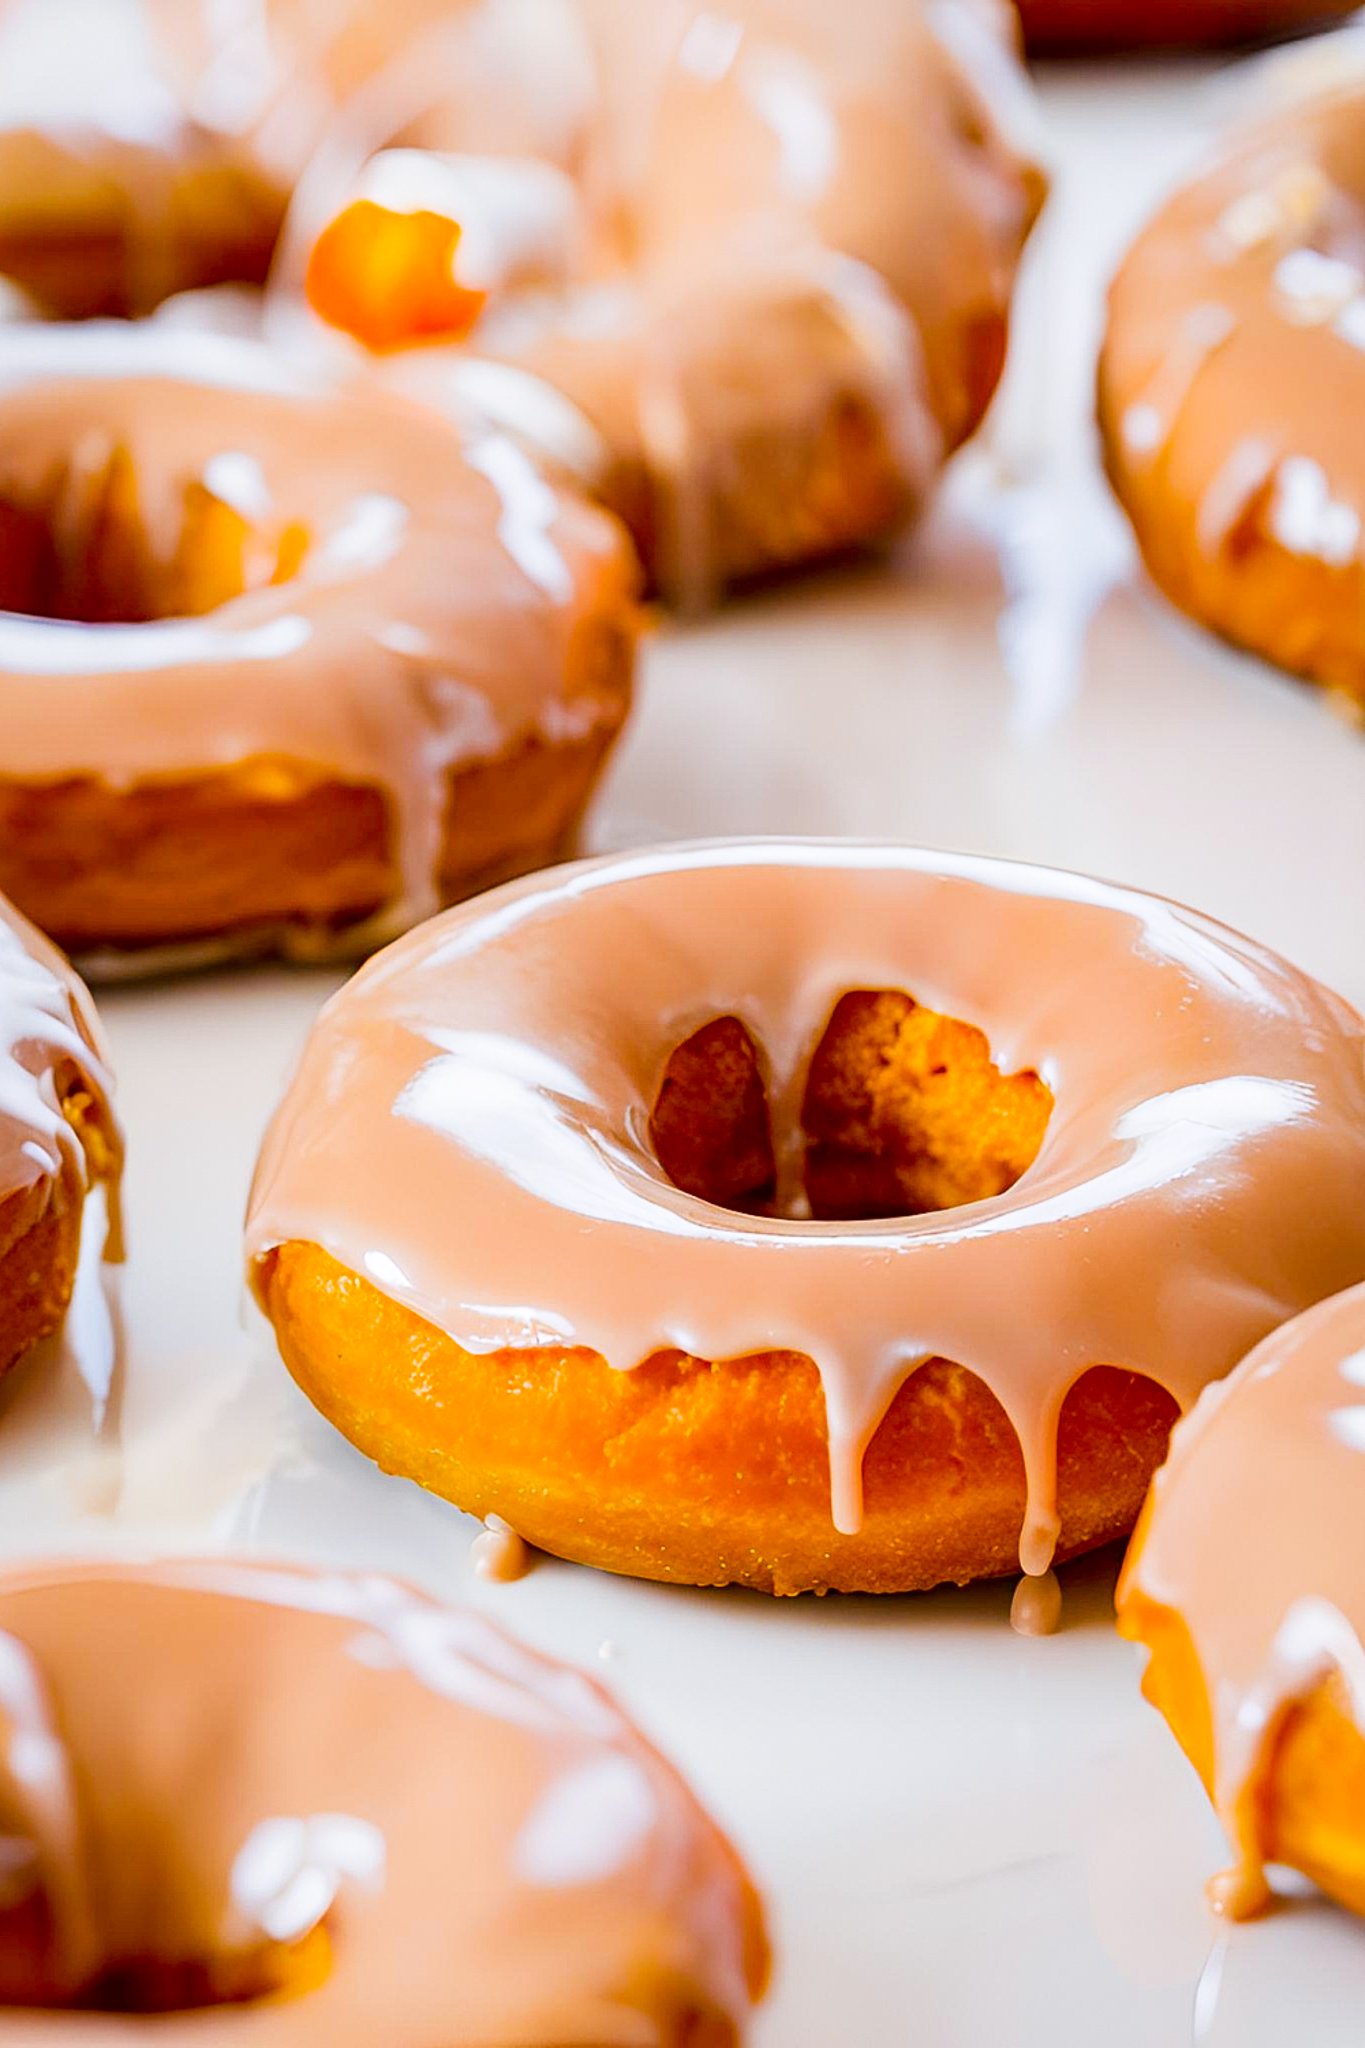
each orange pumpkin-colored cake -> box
[0,324,636,973]
[248,843,1365,1597]
[0,890,120,1393]
[1099,61,1365,712]
[1119,1282,1365,1923]
[0,1559,767,2039]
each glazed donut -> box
[281,0,1046,602]
[1099,64,1365,713]
[0,325,636,973]
[0,0,284,320]
[1118,1283,1365,1923]
[246,841,1365,1598]
[0,892,120,1389]
[0,1559,767,2037]
[1015,1,1360,52]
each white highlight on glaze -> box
[677,11,745,84]
[1328,1406,1365,1451]
[313,493,409,578]
[202,450,273,523]
[465,432,573,599]
[1340,1347,1365,1386]
[1196,437,1275,557]
[1273,248,1364,326]
[1121,403,1162,454]
[446,358,607,484]
[742,49,839,202]
[1211,163,1329,260]
[231,1812,386,1944]
[1335,297,1365,353]
[354,150,583,293]
[0,611,313,678]
[516,1755,657,1887]
[1270,456,1361,568]
[0,1628,93,1978]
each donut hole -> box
[0,448,309,624]
[649,989,1052,1220]
[0,1893,326,2014]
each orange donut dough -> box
[1119,1285,1365,1921]
[0,326,636,970]
[248,844,1365,1597]
[0,1560,766,2039]
[1016,1,1360,51]
[0,894,120,1387]
[1099,66,1365,713]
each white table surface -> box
[3,46,1365,2048]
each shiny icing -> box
[245,840,1365,1573]
[1119,1283,1365,1916]
[1100,62,1365,668]
[213,0,1046,603]
[0,1558,763,2037]
[0,891,121,1277]
[0,324,633,961]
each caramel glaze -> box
[1118,1283,1365,1917]
[262,0,1046,601]
[0,891,121,1375]
[1099,69,1365,708]
[245,840,1365,1575]
[0,1559,766,2040]
[0,324,636,968]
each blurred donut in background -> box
[1099,53,1365,712]
[1015,1,1360,53]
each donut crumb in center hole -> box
[649,990,1053,1221]
[0,447,309,626]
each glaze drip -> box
[246,841,1365,1568]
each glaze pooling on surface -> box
[0,893,121,1263]
[0,324,633,962]
[1119,1284,1365,1919]
[246,840,1365,1573]
[0,1559,764,2038]
[1099,61,1365,703]
[249,0,1044,603]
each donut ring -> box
[0,325,636,973]
[1015,2,1360,52]
[247,841,1365,1597]
[0,892,120,1388]
[0,0,284,320]
[1119,1282,1365,1923]
[284,0,1046,602]
[0,1559,766,2037]
[1099,67,1365,713]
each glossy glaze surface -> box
[0,1558,763,2040]
[1119,1283,1365,1913]
[247,840,1365,1573]
[0,324,633,957]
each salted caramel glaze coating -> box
[0,325,636,971]
[247,841,1365,1596]
[272,0,1046,600]
[1119,1284,1365,1923]
[0,893,120,1386]
[1099,66,1365,711]
[0,1559,766,2039]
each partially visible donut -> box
[0,1559,767,2038]
[1016,2,1360,52]
[1099,65,1365,712]
[0,325,636,973]
[0,891,120,1387]
[0,0,284,320]
[247,841,1365,1597]
[1118,1283,1365,1923]
[285,0,1046,602]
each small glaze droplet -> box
[472,1514,533,1584]
[1206,1861,1272,1921]
[1010,1569,1062,1637]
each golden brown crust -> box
[0,1078,113,1384]
[258,1237,1178,1596]
[0,611,634,962]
